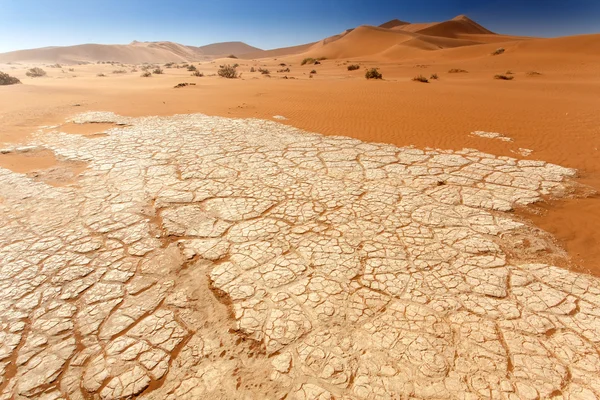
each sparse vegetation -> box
[310,70,317,74]
[49,63,62,68]
[492,47,505,56]
[277,68,290,73]
[347,64,360,71]
[152,68,164,75]
[526,71,542,76]
[97,73,106,77]
[218,64,238,79]
[430,73,439,80]
[141,71,152,77]
[0,71,21,85]
[494,74,514,80]
[250,67,255,72]
[26,67,47,77]
[261,69,270,75]
[279,63,287,67]
[413,75,429,83]
[226,54,238,59]
[232,63,239,68]
[365,68,382,80]
[112,70,127,74]
[165,62,175,68]
[187,65,197,71]
[448,68,468,73]
[191,70,204,77]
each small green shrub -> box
[494,74,514,80]
[301,58,315,65]
[187,65,197,71]
[0,71,21,85]
[191,70,204,77]
[26,67,47,77]
[218,65,238,78]
[413,75,429,83]
[347,64,360,71]
[365,68,382,80]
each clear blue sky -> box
[0,0,599,53]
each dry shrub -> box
[0,71,21,85]
[365,68,382,80]
[347,64,360,71]
[494,74,514,80]
[218,65,237,78]
[412,75,429,83]
[26,67,47,77]
[448,68,468,73]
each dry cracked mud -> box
[1,112,600,400]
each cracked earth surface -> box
[1,112,600,399]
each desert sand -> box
[1,15,600,399]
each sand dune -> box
[0,40,262,64]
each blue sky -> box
[0,0,599,53]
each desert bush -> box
[314,60,321,65]
[226,54,238,59]
[112,70,127,74]
[494,74,514,80]
[261,69,270,75]
[97,73,106,77]
[492,47,505,56]
[301,58,316,65]
[413,75,429,83]
[49,63,62,68]
[174,82,196,88]
[232,63,239,68]
[277,68,290,73]
[141,71,152,77]
[187,65,197,71]
[165,62,175,68]
[279,63,287,67]
[218,64,238,78]
[250,67,255,72]
[430,73,439,80]
[310,69,317,74]
[347,64,360,71]
[26,67,47,77]
[365,68,382,80]
[191,70,204,77]
[448,68,468,73]
[0,71,21,85]
[526,71,542,76]
[153,68,164,74]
